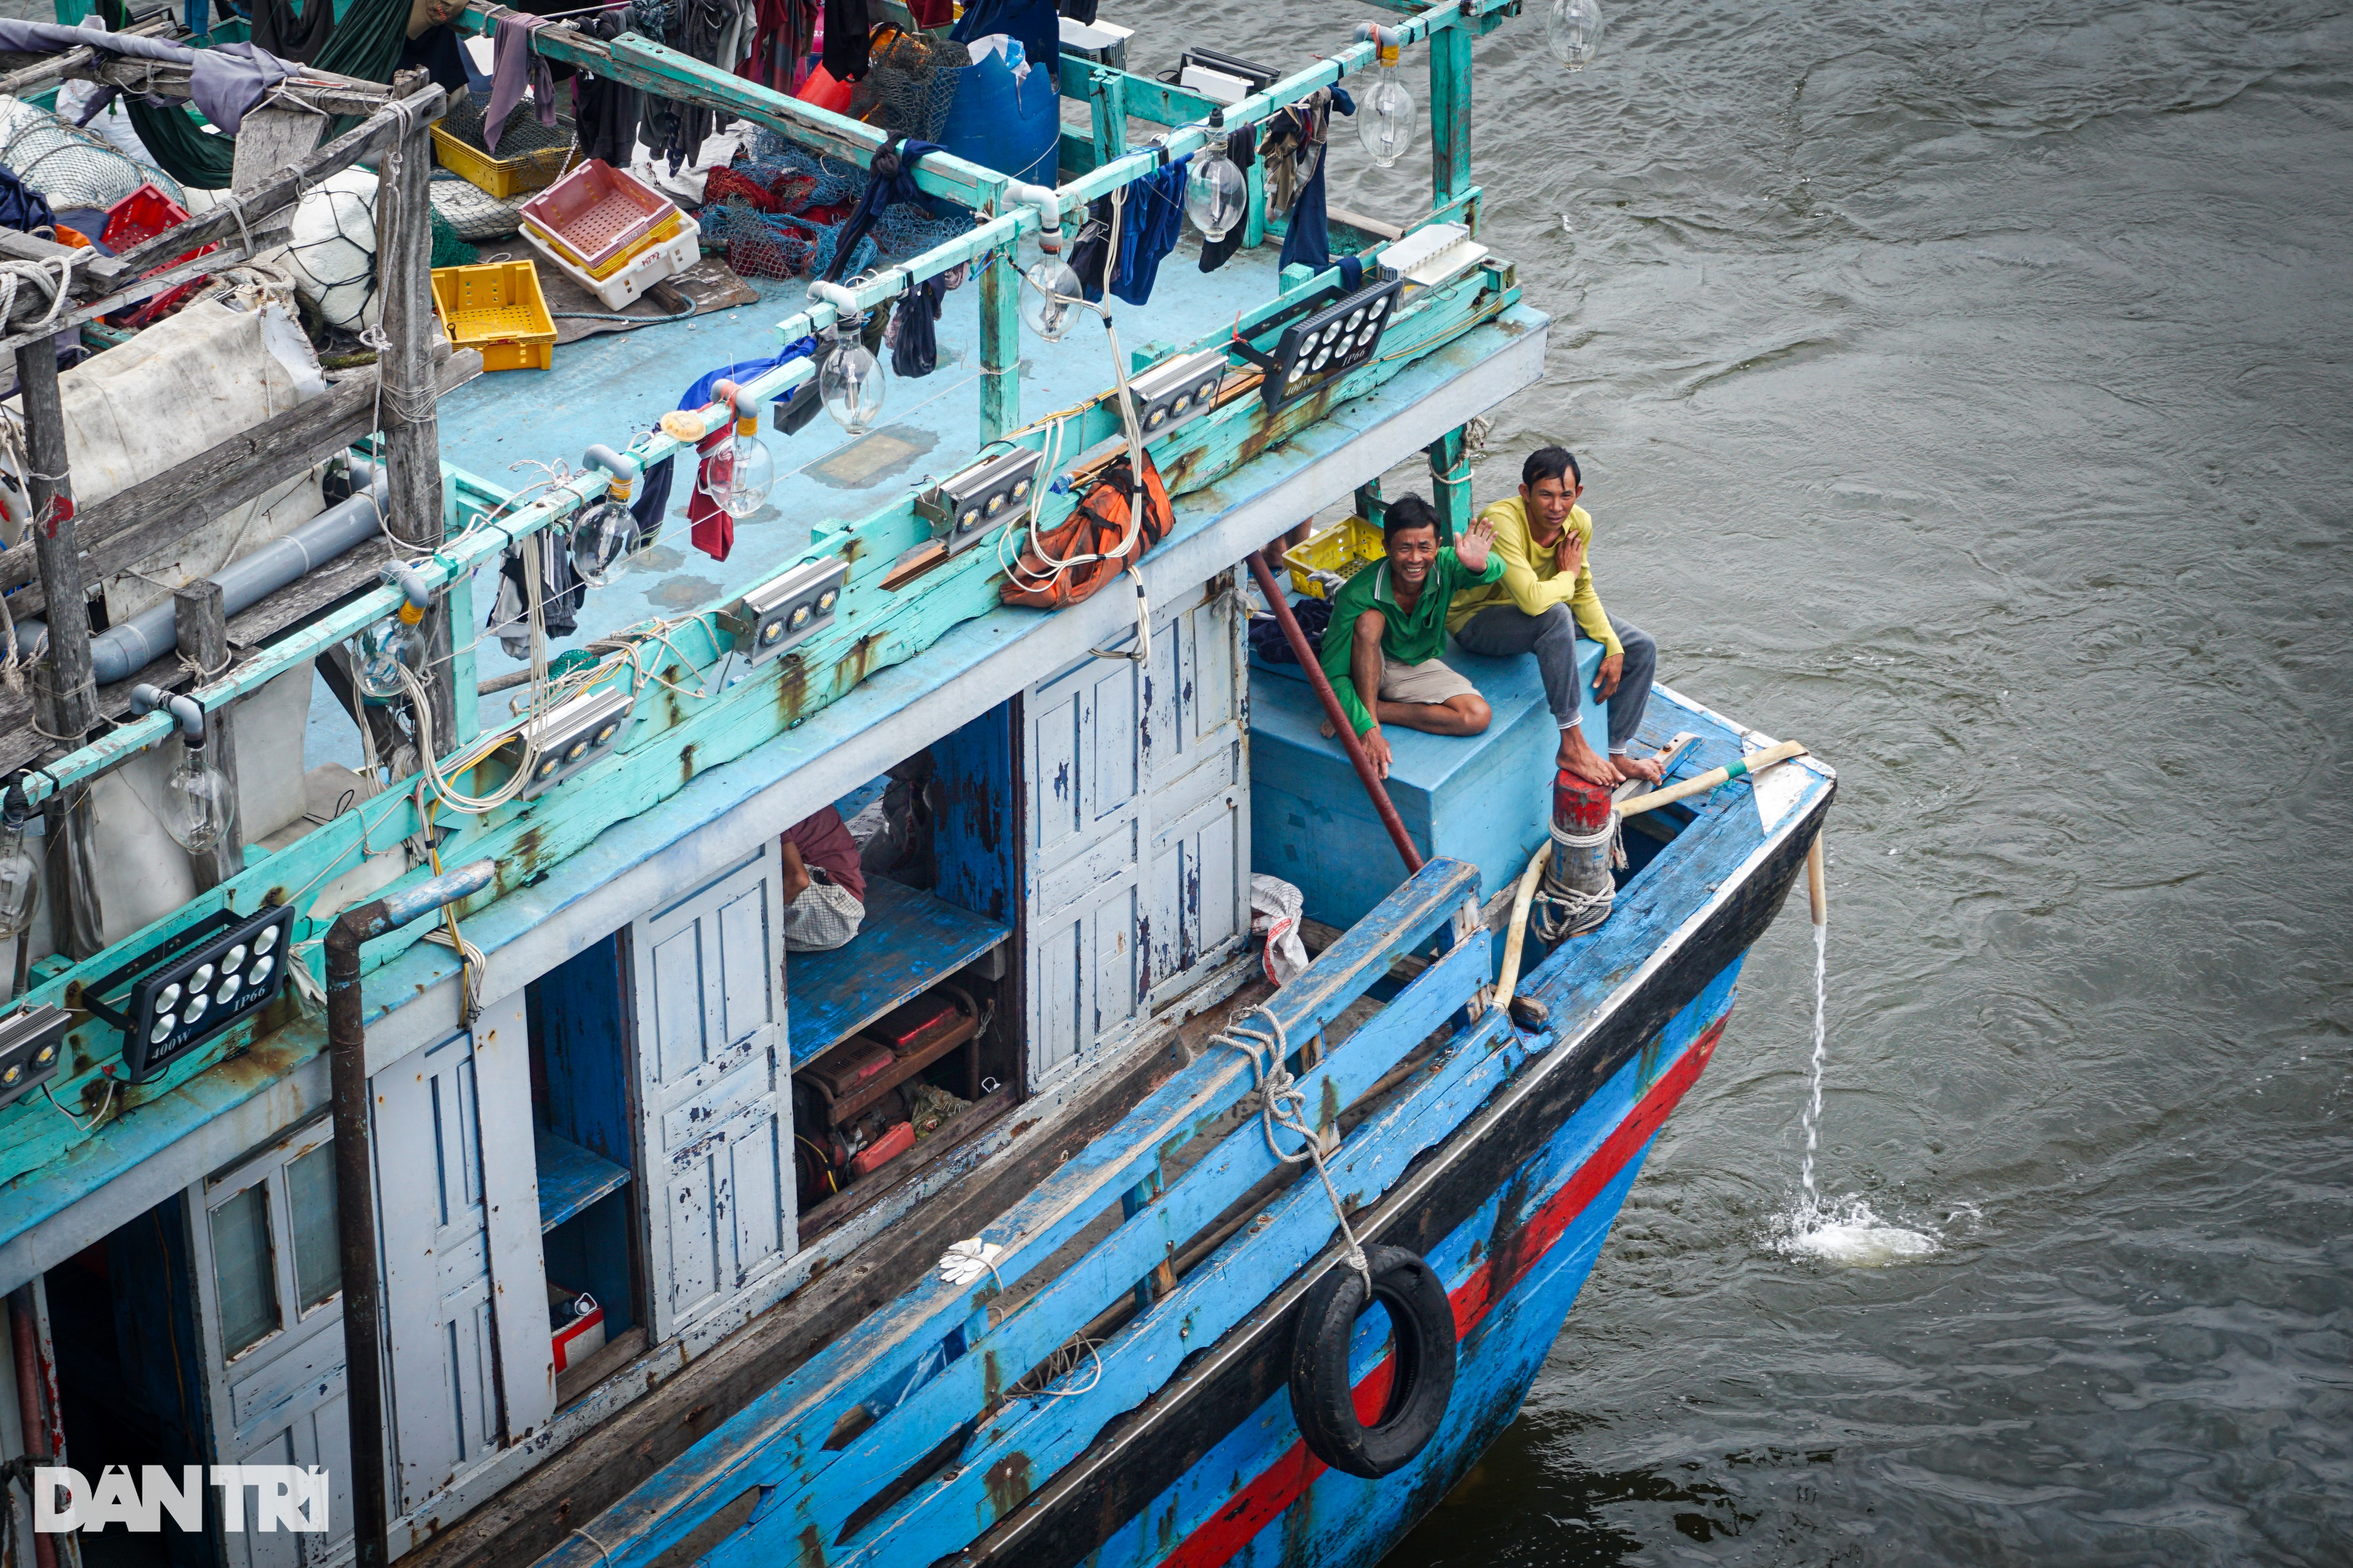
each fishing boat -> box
[0,2,1833,1566]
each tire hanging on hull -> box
[1286,1244,1457,1478]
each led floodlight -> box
[916,449,1044,557]
[1126,348,1230,440]
[0,1004,69,1108]
[83,901,299,1082]
[1232,274,1406,416]
[516,684,637,800]
[724,557,850,665]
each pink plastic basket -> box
[517,160,678,275]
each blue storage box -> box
[1248,631,1606,931]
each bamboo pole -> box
[1806,834,1828,926]
[1616,739,1809,819]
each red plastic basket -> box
[101,184,218,330]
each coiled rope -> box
[1211,1005,1374,1291]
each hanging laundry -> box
[571,12,641,166]
[822,0,872,82]
[1108,154,1188,307]
[487,528,586,658]
[636,0,747,174]
[888,273,947,378]
[1066,194,1113,302]
[685,422,742,561]
[632,343,818,552]
[1278,86,1354,275]
[741,0,815,93]
[1197,123,1258,273]
[483,11,557,155]
[822,136,947,282]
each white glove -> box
[937,1238,1004,1288]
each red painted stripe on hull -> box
[1162,1020,1727,1568]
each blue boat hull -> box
[1103,959,1743,1568]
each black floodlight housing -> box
[0,1004,69,1108]
[1232,273,1405,416]
[84,901,298,1082]
[916,449,1043,557]
[1171,46,1281,96]
[517,683,637,800]
[723,557,850,666]
[1127,348,1229,440]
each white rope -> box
[0,250,87,336]
[1533,811,1619,939]
[1211,1005,1374,1291]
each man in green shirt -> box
[1446,447,1662,787]
[1318,494,1503,780]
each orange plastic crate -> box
[430,261,558,372]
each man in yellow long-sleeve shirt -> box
[1446,448,1663,787]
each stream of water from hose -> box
[1777,921,1938,1267]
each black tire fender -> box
[1286,1244,1457,1479]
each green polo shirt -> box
[1319,546,1504,736]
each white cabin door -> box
[1023,572,1251,1088]
[373,990,548,1511]
[1024,646,1148,1086]
[1142,572,1250,1007]
[630,845,793,1347]
[189,1119,357,1568]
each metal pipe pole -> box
[1245,549,1423,874]
[325,860,495,1568]
[8,1291,56,1568]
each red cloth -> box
[687,423,736,561]
[783,807,866,903]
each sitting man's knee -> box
[1458,694,1492,733]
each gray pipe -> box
[8,461,386,683]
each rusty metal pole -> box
[326,860,493,1568]
[1246,549,1423,875]
[9,1290,56,1568]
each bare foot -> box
[1612,750,1666,786]
[1556,729,1622,787]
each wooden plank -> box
[0,242,252,358]
[0,53,398,117]
[534,1130,631,1233]
[476,990,557,1443]
[785,878,1009,1064]
[816,1011,979,1128]
[0,8,175,101]
[0,350,481,618]
[979,245,1020,442]
[171,581,242,890]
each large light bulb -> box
[569,498,638,587]
[1185,139,1248,242]
[1545,0,1604,69]
[0,805,38,941]
[356,602,428,700]
[1021,256,1084,342]
[1356,47,1417,169]
[700,417,777,518]
[162,744,236,854]
[818,333,885,435]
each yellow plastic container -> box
[431,261,559,372]
[431,122,577,199]
[1286,514,1386,598]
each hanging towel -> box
[484,12,558,156]
[685,422,742,561]
[822,136,947,281]
[889,273,946,378]
[1108,154,1188,307]
[1278,87,1353,275]
[1067,194,1113,301]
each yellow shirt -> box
[1443,496,1621,654]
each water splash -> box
[1777,921,1940,1266]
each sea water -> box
[1776,924,1938,1267]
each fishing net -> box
[699,131,974,281]
[429,173,529,241]
[0,95,183,214]
[282,167,379,332]
[440,92,579,165]
[848,30,970,145]
[429,208,477,267]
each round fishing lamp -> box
[817,325,885,434]
[570,446,641,587]
[131,687,237,855]
[1186,118,1249,242]
[1021,254,1085,342]
[701,380,778,518]
[356,569,433,700]
[1546,0,1605,69]
[1353,29,1417,169]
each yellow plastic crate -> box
[432,121,578,199]
[431,261,558,372]
[530,208,684,281]
[1286,514,1386,598]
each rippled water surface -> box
[1195,0,2352,1560]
